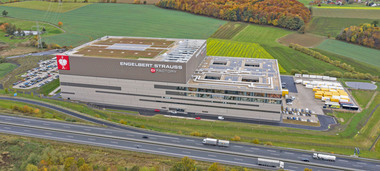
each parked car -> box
[142,135,149,139]
[217,116,224,120]
[154,109,160,112]
[195,117,201,120]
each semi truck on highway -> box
[257,158,284,169]
[313,153,336,161]
[202,138,229,147]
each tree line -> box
[289,43,379,81]
[336,22,380,49]
[156,0,311,30]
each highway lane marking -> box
[340,160,348,162]
[352,164,361,168]
[3,127,11,129]
[23,121,30,123]
[158,148,166,151]
[43,123,50,126]
[45,132,52,135]
[376,165,380,167]
[301,154,309,157]
[186,139,195,142]
[88,138,95,141]
[110,141,118,144]
[182,151,191,154]
[23,129,31,132]
[207,155,216,157]
[149,137,157,140]
[356,162,365,165]
[234,145,243,148]
[288,166,298,169]
[267,150,276,153]
[250,147,259,150]
[63,126,71,128]
[244,150,253,152]
[171,140,180,143]
[270,153,280,156]
[105,131,113,134]
[285,152,294,155]
[4,118,11,121]
[66,135,74,138]
[234,158,243,161]
[126,134,135,137]
[84,129,91,131]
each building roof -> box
[189,56,282,92]
[63,36,206,63]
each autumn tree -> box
[2,10,8,17]
[171,157,196,171]
[58,22,63,28]
[208,163,225,171]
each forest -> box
[156,0,311,30]
[336,23,380,49]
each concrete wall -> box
[60,74,282,122]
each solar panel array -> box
[161,40,206,63]
[106,43,151,51]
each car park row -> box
[282,107,318,123]
[12,57,59,90]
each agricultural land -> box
[0,3,226,46]
[1,1,91,13]
[312,7,380,19]
[0,62,17,79]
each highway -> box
[1,115,380,171]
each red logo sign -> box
[150,68,156,73]
[57,55,70,70]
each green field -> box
[206,38,286,72]
[1,1,90,13]
[229,24,347,74]
[351,90,376,108]
[0,17,64,43]
[306,17,374,37]
[210,22,248,39]
[0,63,17,79]
[313,49,380,77]
[37,78,60,95]
[0,3,226,46]
[297,0,311,6]
[312,7,380,19]
[317,39,380,68]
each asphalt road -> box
[1,115,379,171]
[6,49,62,59]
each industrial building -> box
[57,36,283,122]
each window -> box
[212,61,227,65]
[245,63,260,67]
[242,77,259,83]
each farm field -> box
[313,49,380,77]
[0,63,17,79]
[206,38,286,72]
[312,7,380,19]
[0,17,64,44]
[0,1,90,13]
[315,6,380,9]
[316,39,380,68]
[306,17,374,37]
[229,24,347,74]
[210,22,248,39]
[0,3,226,46]
[277,33,325,47]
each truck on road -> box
[313,153,336,161]
[202,138,229,147]
[257,158,284,169]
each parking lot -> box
[12,57,59,89]
[281,106,319,123]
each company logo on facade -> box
[57,55,70,70]
[150,68,156,73]
[120,62,183,70]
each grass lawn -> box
[1,1,90,13]
[297,0,311,6]
[230,24,347,74]
[0,134,245,171]
[37,78,60,95]
[0,100,91,124]
[0,3,226,46]
[316,39,380,68]
[277,33,325,47]
[0,17,64,44]
[207,38,286,72]
[312,7,380,19]
[0,63,17,79]
[210,22,248,39]
[312,48,380,77]
[306,17,374,37]
[351,90,376,108]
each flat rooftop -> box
[189,56,282,92]
[64,36,206,63]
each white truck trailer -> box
[257,158,284,169]
[313,153,336,161]
[202,138,229,147]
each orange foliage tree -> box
[58,21,63,27]
[336,23,380,49]
[156,0,311,30]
